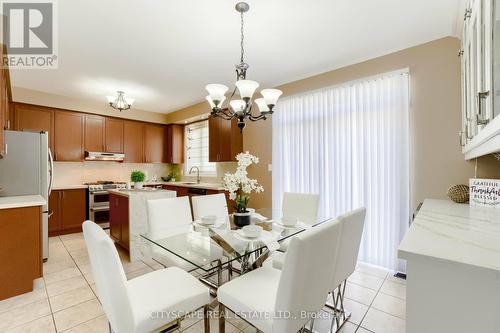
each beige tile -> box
[225,310,250,330]
[371,292,406,319]
[68,248,89,260]
[343,282,377,306]
[312,319,359,333]
[361,308,405,333]
[59,233,84,242]
[179,309,204,331]
[82,272,95,285]
[0,299,51,331]
[182,317,239,333]
[46,275,88,298]
[50,285,96,313]
[0,287,47,314]
[121,260,149,273]
[5,314,55,333]
[335,298,369,325]
[125,266,154,280]
[380,280,406,300]
[355,262,389,279]
[49,236,62,244]
[53,299,103,332]
[43,259,77,275]
[348,271,385,291]
[44,267,82,285]
[34,277,46,290]
[77,264,92,275]
[73,255,91,267]
[63,315,108,333]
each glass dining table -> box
[140,208,331,294]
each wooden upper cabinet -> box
[84,114,104,152]
[208,116,242,162]
[123,120,144,163]
[54,110,84,161]
[14,103,54,152]
[105,118,124,153]
[165,124,184,164]
[208,116,221,162]
[144,124,165,163]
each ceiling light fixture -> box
[106,91,135,112]
[205,2,283,131]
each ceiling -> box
[10,0,464,114]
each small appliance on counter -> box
[85,181,127,228]
[0,130,53,261]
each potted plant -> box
[223,152,264,227]
[130,170,145,189]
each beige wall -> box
[13,87,169,124]
[165,37,500,210]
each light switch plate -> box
[268,164,272,172]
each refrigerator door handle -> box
[48,148,54,196]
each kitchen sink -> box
[178,181,198,185]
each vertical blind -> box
[185,120,216,174]
[272,70,410,271]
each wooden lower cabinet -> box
[0,206,42,300]
[48,189,86,236]
[109,193,129,250]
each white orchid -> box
[223,152,264,212]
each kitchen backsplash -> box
[53,161,237,186]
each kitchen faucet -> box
[189,166,201,184]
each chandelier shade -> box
[204,2,283,131]
[106,91,134,112]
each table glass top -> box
[140,208,331,272]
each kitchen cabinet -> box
[48,189,86,236]
[123,120,144,163]
[0,206,42,300]
[208,116,242,162]
[13,103,54,152]
[54,110,84,161]
[105,118,124,153]
[84,114,105,152]
[109,192,129,250]
[162,185,189,197]
[165,124,184,163]
[144,124,165,163]
[460,0,500,159]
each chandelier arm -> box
[214,108,236,120]
[248,114,267,122]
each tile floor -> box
[0,232,406,333]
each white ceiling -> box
[10,0,464,114]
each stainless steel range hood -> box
[84,151,125,162]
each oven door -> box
[91,191,110,208]
[90,206,109,224]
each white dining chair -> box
[191,193,229,221]
[328,207,366,330]
[82,220,211,333]
[146,196,197,271]
[217,218,342,333]
[282,192,320,225]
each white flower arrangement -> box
[223,151,264,213]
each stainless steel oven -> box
[86,182,126,227]
[90,190,110,208]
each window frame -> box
[184,119,216,177]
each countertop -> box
[52,185,88,190]
[107,188,176,197]
[0,195,47,210]
[160,181,225,191]
[398,199,500,272]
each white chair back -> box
[274,219,342,333]
[282,192,319,225]
[191,193,229,221]
[83,221,134,333]
[331,207,366,288]
[147,196,192,239]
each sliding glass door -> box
[272,70,410,271]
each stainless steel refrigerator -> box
[0,130,54,260]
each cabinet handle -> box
[477,91,490,125]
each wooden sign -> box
[469,178,500,208]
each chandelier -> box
[106,91,135,112]
[205,2,283,131]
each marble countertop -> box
[398,199,500,272]
[161,181,225,191]
[108,188,176,197]
[52,185,88,190]
[0,195,47,210]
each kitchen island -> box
[108,189,176,261]
[398,199,500,333]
